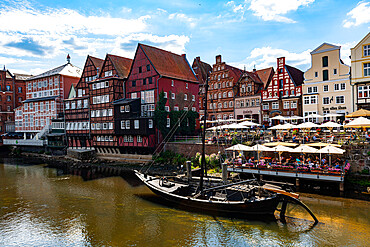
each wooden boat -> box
[136,77,318,223]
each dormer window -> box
[104,70,113,77]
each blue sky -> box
[0,0,369,76]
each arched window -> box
[218,103,222,109]
[228,91,233,97]
[224,102,227,108]
[229,101,233,107]
[223,92,227,98]
[218,93,221,98]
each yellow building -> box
[303,43,352,122]
[351,32,370,110]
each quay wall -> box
[164,142,230,157]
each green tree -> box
[154,91,169,137]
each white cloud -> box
[231,46,311,71]
[343,1,370,28]
[248,0,315,23]
[168,13,197,28]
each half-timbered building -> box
[88,54,132,153]
[15,56,81,136]
[64,55,104,149]
[208,55,243,121]
[234,67,274,123]
[261,57,303,124]
[124,43,199,152]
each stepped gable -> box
[107,54,132,79]
[285,65,304,86]
[140,44,198,83]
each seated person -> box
[366,132,370,141]
[313,135,318,141]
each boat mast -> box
[200,77,209,191]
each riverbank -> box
[3,151,370,201]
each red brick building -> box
[261,57,303,124]
[15,56,82,134]
[0,68,31,139]
[234,67,274,123]
[64,55,104,149]
[124,43,199,152]
[208,55,243,120]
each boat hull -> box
[136,172,280,216]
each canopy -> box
[344,117,370,128]
[291,144,318,154]
[296,122,320,129]
[321,122,342,128]
[220,123,249,129]
[206,126,222,131]
[269,123,296,130]
[305,114,324,118]
[272,145,294,153]
[286,116,304,120]
[316,145,345,154]
[324,113,343,117]
[345,109,370,118]
[250,144,274,152]
[263,142,297,147]
[225,144,253,151]
[270,115,287,120]
[239,120,259,126]
[307,142,341,148]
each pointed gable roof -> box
[311,43,340,55]
[140,43,198,83]
[285,65,304,86]
[29,63,82,80]
[255,67,274,88]
[192,57,212,84]
[89,55,104,70]
[352,32,370,50]
[106,54,132,79]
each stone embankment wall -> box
[343,143,370,172]
[164,142,230,157]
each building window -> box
[192,107,196,111]
[174,106,179,111]
[7,95,11,101]
[310,95,317,104]
[315,72,318,77]
[192,95,195,101]
[171,93,175,99]
[229,101,233,107]
[304,96,310,105]
[165,106,169,112]
[184,94,188,100]
[283,101,289,109]
[263,115,269,122]
[184,106,188,111]
[272,102,279,109]
[323,85,328,92]
[323,97,329,105]
[146,64,150,71]
[358,86,369,98]
[307,86,317,93]
[125,105,130,112]
[364,63,370,77]
[148,77,153,84]
[223,102,227,108]
[18,87,22,93]
[126,120,130,129]
[336,96,345,104]
[322,56,328,67]
[164,92,167,98]
[139,66,142,73]
[333,68,337,75]
[291,101,297,108]
[137,135,142,143]
[132,80,136,87]
[149,119,153,128]
[166,118,170,128]
[186,83,188,89]
[134,120,139,129]
[171,80,174,87]
[364,45,370,56]
[323,70,329,81]
[262,103,269,110]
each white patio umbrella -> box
[291,144,319,154]
[269,123,296,130]
[226,144,253,151]
[271,115,287,120]
[296,122,320,129]
[305,113,324,118]
[321,122,342,128]
[272,145,294,163]
[239,120,260,126]
[206,126,222,131]
[324,113,343,118]
[344,117,370,128]
[287,116,304,120]
[221,123,249,129]
[263,142,297,147]
[250,144,274,163]
[316,145,345,166]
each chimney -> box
[253,64,256,72]
[67,54,71,64]
[196,56,200,61]
[216,55,221,64]
[181,54,186,59]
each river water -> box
[0,159,369,247]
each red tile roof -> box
[89,55,104,69]
[225,64,243,82]
[140,44,198,83]
[285,65,304,86]
[107,54,133,79]
[255,67,274,88]
[192,57,212,84]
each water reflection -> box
[1,160,369,246]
